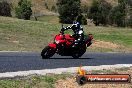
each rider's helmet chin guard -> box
[73,21,80,29]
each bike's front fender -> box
[48,43,56,49]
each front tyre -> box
[41,46,56,59]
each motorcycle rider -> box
[63,21,84,47]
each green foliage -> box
[81,5,89,13]
[108,0,132,27]
[128,11,132,27]
[126,0,132,27]
[0,1,12,17]
[57,0,81,24]
[88,0,100,25]
[77,14,87,25]
[15,0,32,20]
[15,6,22,19]
[88,0,132,27]
[51,5,57,12]
[88,0,112,26]
[109,6,126,27]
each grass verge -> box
[0,16,132,52]
[0,73,72,88]
[0,67,132,88]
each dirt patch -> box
[88,40,131,53]
[55,67,132,88]
[5,36,19,44]
[91,40,121,49]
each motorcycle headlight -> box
[55,40,59,44]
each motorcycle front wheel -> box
[41,46,56,59]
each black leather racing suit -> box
[64,22,84,47]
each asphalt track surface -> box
[0,52,132,73]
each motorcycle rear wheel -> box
[72,51,83,58]
[41,46,55,59]
[72,46,86,58]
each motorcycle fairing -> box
[48,43,56,49]
[55,34,66,44]
[84,34,93,47]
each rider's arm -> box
[64,26,72,30]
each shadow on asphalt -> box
[45,57,94,59]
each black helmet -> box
[72,21,80,29]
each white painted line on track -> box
[0,64,132,78]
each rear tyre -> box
[72,46,86,58]
[41,46,56,59]
[72,51,81,58]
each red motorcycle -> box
[41,25,93,59]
